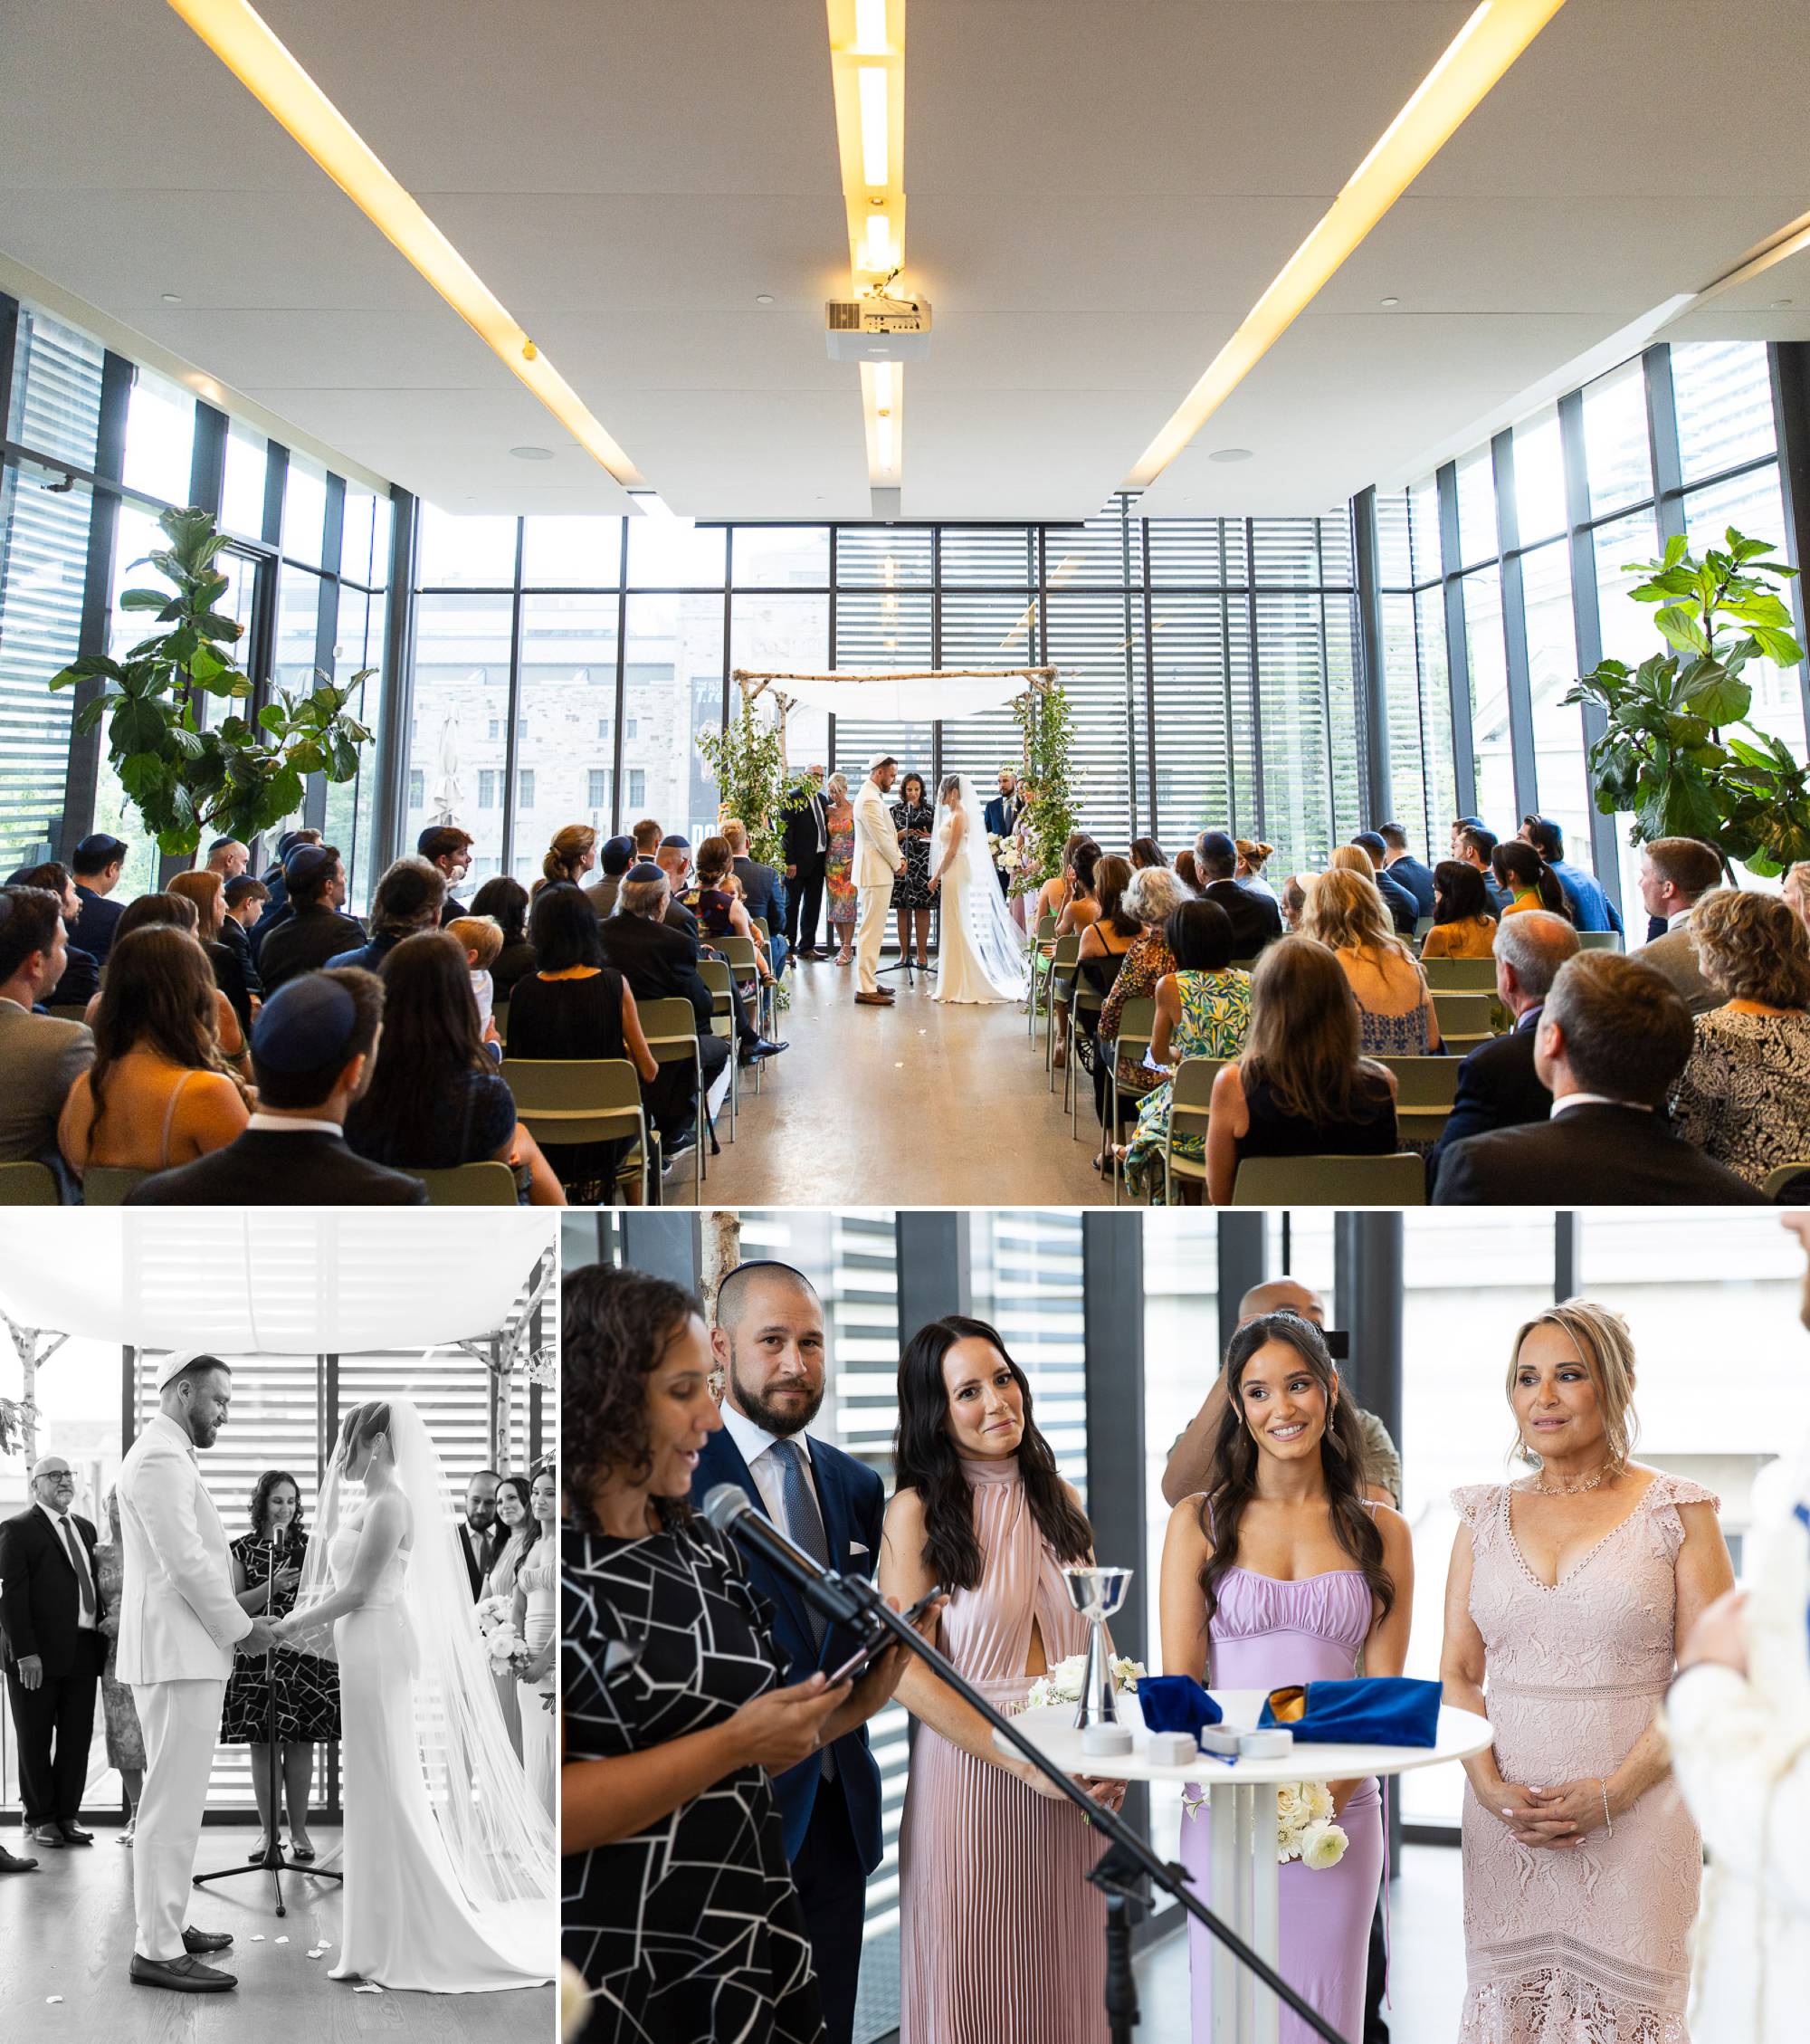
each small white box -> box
[1198,1726,1244,1756]
[1081,1723,1135,1758]
[1238,1728,1294,1760]
[1143,1731,1199,1767]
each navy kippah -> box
[284,844,334,884]
[251,974,357,1074]
[625,860,666,884]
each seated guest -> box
[1119,898,1253,1202]
[0,886,94,1175]
[506,881,671,1184]
[1521,815,1624,934]
[1457,824,1511,912]
[1303,867,1441,1054]
[1377,822,1436,918]
[245,827,317,958]
[1205,938,1400,1204]
[1234,837,1277,901]
[1635,836,1725,1015]
[538,824,596,895]
[1419,860,1499,959]
[416,824,473,922]
[69,834,129,965]
[57,927,250,1179]
[600,862,731,1130]
[128,969,427,1206]
[1129,835,1166,872]
[446,915,504,1040]
[471,875,536,999]
[1196,829,1282,958]
[1093,864,1191,1159]
[1071,853,1138,1103]
[219,874,268,1008]
[167,869,253,1035]
[1785,860,1810,941]
[682,836,776,992]
[722,818,789,977]
[84,892,244,1064]
[204,837,249,882]
[1348,832,1419,934]
[1279,872,1306,931]
[259,845,366,992]
[1035,832,1092,930]
[1450,815,1485,855]
[327,855,444,977]
[1491,838,1571,921]
[1174,846,1202,894]
[629,817,663,859]
[344,931,563,1203]
[654,836,699,938]
[582,835,634,920]
[1433,951,1768,1205]
[5,863,99,1008]
[1052,841,1108,1070]
[1428,912,1578,1189]
[1668,889,1810,1188]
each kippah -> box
[659,835,691,851]
[251,973,358,1074]
[284,844,334,884]
[625,860,666,884]
[75,833,128,864]
[156,1349,225,1390]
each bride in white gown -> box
[274,1395,556,1993]
[929,772,1029,1005]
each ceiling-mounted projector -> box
[825,294,932,362]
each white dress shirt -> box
[245,1113,344,1137]
[719,1401,824,1545]
[35,1498,96,1629]
[1549,1091,1651,1118]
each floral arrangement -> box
[1009,683,1079,897]
[477,1593,529,1676]
[1181,1777,1348,1868]
[1024,1652,1146,1711]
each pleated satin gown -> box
[897,1454,1109,2044]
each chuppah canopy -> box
[733,664,1055,724]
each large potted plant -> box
[50,504,375,858]
[1562,529,1810,874]
[696,695,807,871]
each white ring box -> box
[1237,1727,1293,1760]
[1198,1725,1244,1757]
[1142,1731,1199,1767]
[1081,1723,1135,1758]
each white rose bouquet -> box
[1024,1652,1146,1710]
[1181,1777,1348,1869]
[476,1593,529,1676]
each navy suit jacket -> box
[1386,855,1436,918]
[71,886,123,967]
[983,795,1022,839]
[1373,867,1420,936]
[693,1426,887,1871]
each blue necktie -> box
[772,1439,836,1778]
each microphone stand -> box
[802,1564,1352,2044]
[194,1533,340,1917]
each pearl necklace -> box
[1524,1461,1614,1496]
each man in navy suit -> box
[693,1261,888,2044]
[982,769,1023,894]
[1376,822,1436,920]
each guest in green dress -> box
[1119,899,1253,1204]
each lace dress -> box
[1453,1474,1718,2044]
[1667,1009,1810,1186]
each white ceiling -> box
[4,0,1809,521]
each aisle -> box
[698,952,1110,1208]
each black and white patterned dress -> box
[219,1531,342,1744]
[562,1516,825,2044]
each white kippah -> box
[156,1349,214,1390]
[866,751,895,774]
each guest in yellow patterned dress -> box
[1119,899,1254,1202]
[824,773,858,964]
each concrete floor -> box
[693,951,1113,1208]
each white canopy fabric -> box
[0,1211,553,1354]
[740,667,1043,722]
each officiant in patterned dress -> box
[219,1469,339,1863]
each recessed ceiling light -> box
[1209,447,1254,463]
[162,291,183,304]
[755,292,776,306]
[1379,296,1400,308]
[510,445,555,462]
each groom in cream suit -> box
[852,753,905,1007]
[118,1352,272,1992]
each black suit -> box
[125,1127,430,1206]
[71,885,123,966]
[1,1504,104,1828]
[1202,877,1282,959]
[43,941,100,1011]
[218,912,264,1003]
[782,791,831,950]
[1428,1008,1552,1196]
[459,1523,495,1599]
[1433,1101,1772,1206]
[258,904,368,992]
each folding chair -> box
[1419,957,1497,994]
[407,1162,519,1206]
[1164,1057,1227,1206]
[1109,997,1158,1205]
[1575,929,1624,951]
[1043,934,1080,1088]
[1068,965,1119,1134]
[695,959,739,1140]
[1028,912,1058,1038]
[1377,1055,1462,1150]
[718,935,771,1088]
[1231,1152,1427,1207]
[0,1161,60,1205]
[501,1057,658,1205]
[81,1165,151,1206]
[1432,990,1495,1052]
[1762,1160,1810,1201]
[637,995,708,1203]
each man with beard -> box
[459,1469,500,1598]
[691,1260,887,2044]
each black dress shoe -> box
[130,1953,237,1992]
[0,1842,38,1871]
[26,1823,64,1848]
[738,1037,788,1063]
[182,1926,234,1954]
[59,1820,94,1845]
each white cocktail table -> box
[995,1686,1491,2044]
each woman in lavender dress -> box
[1159,1310,1414,2044]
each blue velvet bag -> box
[1135,1675,1224,1738]
[1256,1676,1441,1746]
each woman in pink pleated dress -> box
[881,1314,1124,2044]
[1158,1308,1414,2044]
[1442,1301,1732,2043]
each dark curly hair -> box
[494,1473,541,1558]
[248,1468,305,1543]
[562,1265,704,1533]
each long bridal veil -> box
[936,773,1029,998]
[291,1385,556,1913]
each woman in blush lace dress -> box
[1159,1309,1413,2044]
[512,1467,558,1817]
[1441,1302,1734,2043]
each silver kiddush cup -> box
[1063,1566,1132,1730]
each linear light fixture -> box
[828,0,907,490]
[1127,0,1568,488]
[165,0,645,488]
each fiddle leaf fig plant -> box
[49,503,375,857]
[1562,529,1810,875]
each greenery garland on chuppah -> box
[1001,681,1080,900]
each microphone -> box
[700,1484,877,1634]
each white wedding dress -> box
[933,778,1029,1006]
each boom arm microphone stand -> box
[194,1537,340,1917]
[705,1492,1351,2044]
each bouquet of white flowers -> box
[1024,1652,1146,1711]
[1181,1777,1348,1869]
[476,1592,529,1675]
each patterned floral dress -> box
[1122,969,1253,1201]
[1668,1008,1810,1186]
[219,1530,341,1743]
[95,1509,144,1772]
[824,801,857,930]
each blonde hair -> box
[1505,1300,1639,1473]
[720,817,749,852]
[543,825,596,887]
[447,915,503,970]
[1235,837,1275,874]
[1690,886,1810,1008]
[1329,843,1377,879]
[826,772,850,802]
[1300,867,1411,964]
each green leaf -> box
[1681,671,1751,724]
[71,696,110,737]
[119,587,174,612]
[195,610,246,644]
[119,751,167,800]
[1654,605,1709,656]
[258,704,288,734]
[50,654,127,692]
[1662,533,1688,569]
[110,697,167,754]
[167,725,204,759]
